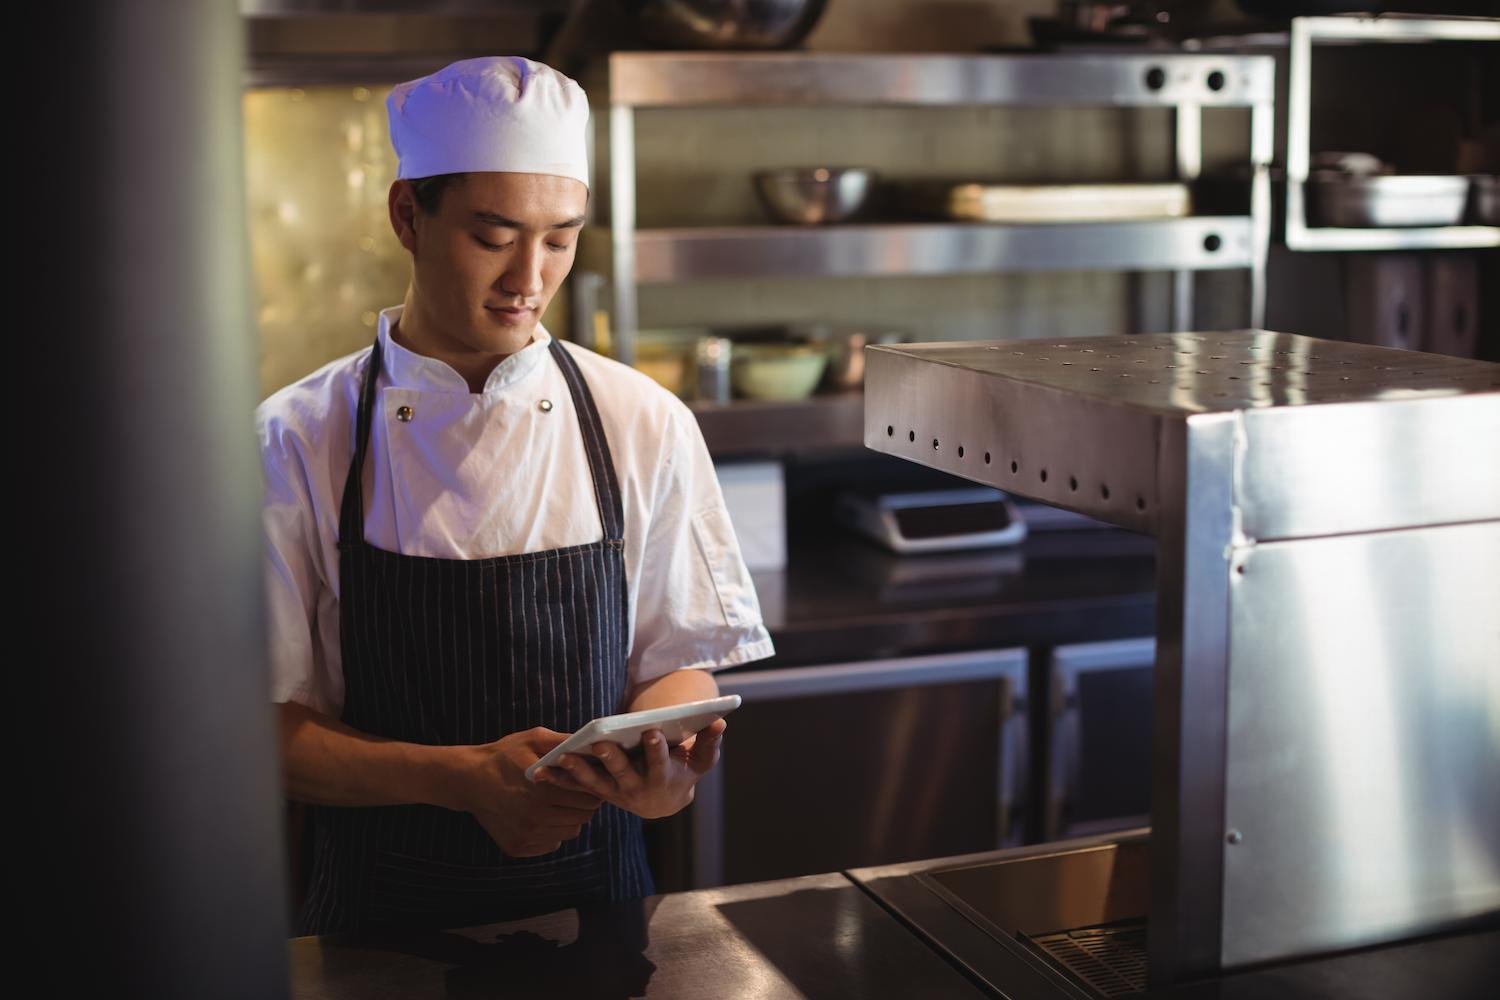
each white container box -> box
[714,460,786,571]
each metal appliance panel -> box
[619,217,1256,283]
[863,331,1500,538]
[693,649,1029,889]
[867,332,1497,421]
[924,839,1150,938]
[1048,639,1156,840]
[1222,520,1500,967]
[607,52,1275,109]
[849,832,1151,1000]
[863,339,1167,534]
[852,844,1500,1000]
[1148,411,1238,980]
[863,330,1500,984]
[1237,392,1500,541]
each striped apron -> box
[297,336,653,935]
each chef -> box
[257,56,774,935]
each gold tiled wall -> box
[244,85,407,398]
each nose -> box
[498,239,544,302]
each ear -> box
[388,180,419,255]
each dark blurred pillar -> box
[26,1,290,995]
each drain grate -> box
[1026,921,1148,998]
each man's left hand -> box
[535,719,726,820]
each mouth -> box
[485,304,536,323]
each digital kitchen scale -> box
[838,487,1027,554]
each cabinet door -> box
[1425,254,1480,359]
[1345,254,1424,352]
[1048,638,1156,840]
[691,649,1028,889]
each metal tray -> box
[1306,174,1469,228]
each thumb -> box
[527,726,572,754]
[689,718,726,774]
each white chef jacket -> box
[257,305,774,717]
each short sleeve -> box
[259,414,343,716]
[626,406,775,685]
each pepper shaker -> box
[695,337,732,403]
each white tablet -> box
[524,695,743,782]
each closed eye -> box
[475,236,573,253]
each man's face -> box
[399,171,587,356]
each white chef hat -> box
[386,56,590,188]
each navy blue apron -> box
[298,336,653,935]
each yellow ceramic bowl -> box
[731,343,829,401]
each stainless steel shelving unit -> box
[586,51,1277,366]
[1284,15,1500,252]
[626,217,1258,281]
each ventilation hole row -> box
[886,424,1147,513]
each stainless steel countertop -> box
[288,872,986,999]
[288,844,1497,1000]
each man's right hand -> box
[458,727,603,857]
[278,705,601,857]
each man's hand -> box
[459,727,604,856]
[279,706,601,856]
[535,718,726,821]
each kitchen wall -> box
[248,0,1253,399]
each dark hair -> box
[410,173,465,215]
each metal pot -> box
[754,167,875,225]
[628,0,828,50]
[796,325,906,390]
